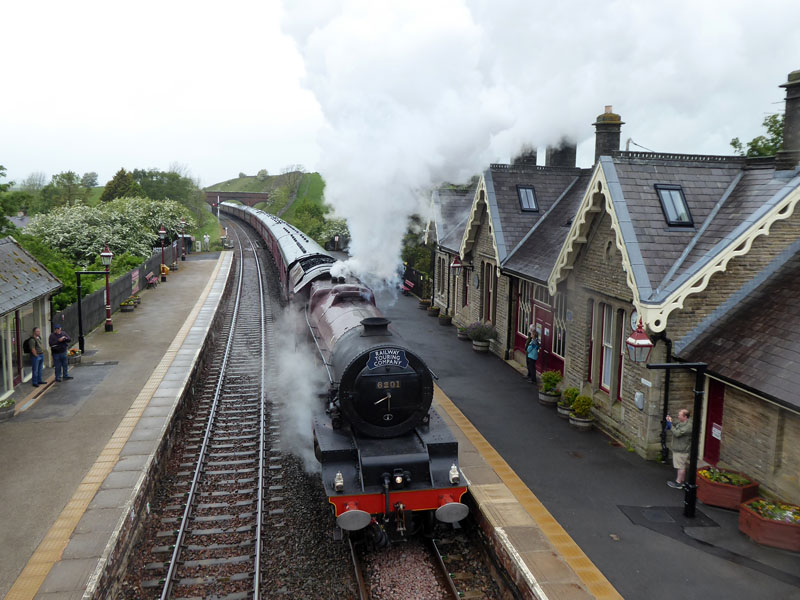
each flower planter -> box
[438,315,452,326]
[569,414,594,431]
[67,355,81,366]
[556,404,572,419]
[538,390,560,407]
[697,468,759,510]
[472,340,490,353]
[738,498,800,551]
[427,307,440,317]
[121,304,135,312]
[457,331,469,340]
[0,403,15,422]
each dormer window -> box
[517,186,538,211]
[655,184,693,226]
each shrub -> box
[559,387,579,408]
[572,395,594,418]
[540,370,563,394]
[465,321,497,342]
[698,468,752,486]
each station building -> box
[0,237,62,401]
[429,70,800,502]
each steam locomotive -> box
[219,202,468,540]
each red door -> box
[534,306,554,373]
[703,379,725,465]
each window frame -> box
[552,292,567,358]
[517,280,532,337]
[655,184,693,227]
[600,303,613,392]
[516,185,539,212]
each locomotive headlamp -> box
[394,474,404,486]
[449,464,460,485]
[334,471,344,492]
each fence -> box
[52,248,171,340]
[403,266,431,299]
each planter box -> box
[569,414,594,431]
[438,316,452,326]
[556,404,571,419]
[457,331,469,340]
[121,305,135,312]
[697,468,759,510]
[68,355,81,366]
[427,307,440,317]
[538,390,560,406]
[0,404,14,422]
[472,340,490,353]
[738,498,800,551]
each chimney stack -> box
[776,69,800,171]
[512,145,538,166]
[545,138,577,168]
[593,105,624,163]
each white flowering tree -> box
[25,197,195,265]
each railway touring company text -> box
[367,348,409,370]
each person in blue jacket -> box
[525,328,540,383]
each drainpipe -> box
[504,276,514,360]
[445,254,451,314]
[658,333,673,463]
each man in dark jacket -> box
[666,408,691,488]
[48,324,73,381]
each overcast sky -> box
[2,0,800,276]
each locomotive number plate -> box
[376,380,401,390]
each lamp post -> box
[625,318,707,518]
[159,224,167,282]
[100,244,114,332]
[180,217,186,261]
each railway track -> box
[123,221,275,599]
[353,520,510,600]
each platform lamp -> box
[625,319,654,364]
[100,244,114,332]
[159,224,167,282]
[180,217,187,261]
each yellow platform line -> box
[6,254,229,600]
[434,385,623,600]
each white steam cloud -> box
[269,307,328,473]
[281,0,800,280]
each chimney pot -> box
[545,138,577,168]
[605,105,613,114]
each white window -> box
[533,283,550,305]
[517,281,532,337]
[601,303,613,390]
[517,186,538,211]
[553,292,567,358]
[655,185,693,226]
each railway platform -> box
[0,252,231,600]
[378,291,800,600]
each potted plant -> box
[418,298,431,310]
[538,370,563,406]
[569,395,594,431]
[697,467,759,510]
[67,347,82,365]
[0,397,15,422]
[120,298,135,312]
[131,294,141,305]
[457,326,469,340]
[438,313,452,326]
[427,305,440,317]
[557,387,579,419]
[738,497,800,551]
[466,321,497,352]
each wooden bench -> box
[401,279,414,295]
[145,272,159,288]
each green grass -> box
[83,187,104,207]
[282,173,325,220]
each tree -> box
[731,113,784,157]
[21,172,47,193]
[0,166,16,236]
[257,169,269,181]
[100,168,142,202]
[81,172,98,189]
[38,171,85,209]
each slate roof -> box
[603,152,800,303]
[429,184,477,252]
[0,237,62,317]
[503,170,593,282]
[677,248,800,411]
[485,163,589,264]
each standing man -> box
[525,326,540,383]
[666,408,691,488]
[30,327,44,387]
[48,324,73,382]
[203,233,210,251]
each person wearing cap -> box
[48,324,73,381]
